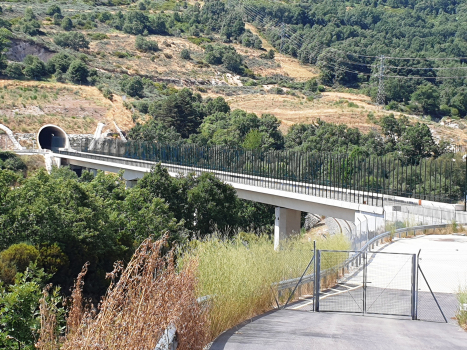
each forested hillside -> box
[244,0,467,117]
[0,0,466,144]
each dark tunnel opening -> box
[37,125,68,150]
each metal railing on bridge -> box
[73,138,465,206]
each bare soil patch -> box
[0,80,134,135]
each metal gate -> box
[281,248,452,322]
[314,250,417,318]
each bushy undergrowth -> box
[457,286,467,330]
[181,233,350,339]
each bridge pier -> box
[274,207,301,250]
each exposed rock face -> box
[6,40,55,63]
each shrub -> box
[318,85,325,92]
[36,243,69,276]
[0,243,39,285]
[4,63,24,79]
[88,32,109,40]
[53,13,61,25]
[54,32,89,51]
[0,264,50,348]
[457,286,467,330]
[23,55,47,80]
[61,17,73,31]
[46,51,72,74]
[20,20,41,36]
[180,48,191,60]
[135,35,159,52]
[102,87,113,101]
[120,76,144,97]
[1,243,39,274]
[67,60,89,83]
[24,7,36,21]
[3,156,26,172]
[187,36,212,46]
[46,4,61,16]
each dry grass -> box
[36,284,62,350]
[457,286,467,331]
[61,235,208,350]
[225,92,387,134]
[244,23,318,80]
[0,80,134,135]
[181,234,350,340]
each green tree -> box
[46,5,61,17]
[128,120,183,143]
[67,59,89,83]
[19,20,40,36]
[223,51,243,73]
[60,17,73,31]
[397,122,440,164]
[148,88,203,138]
[23,56,47,80]
[242,129,263,150]
[54,32,89,51]
[46,51,72,74]
[411,83,440,116]
[23,7,36,21]
[123,11,149,35]
[120,76,144,97]
[4,63,24,79]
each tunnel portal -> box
[37,125,69,150]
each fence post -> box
[314,250,321,312]
[411,253,418,320]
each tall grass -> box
[457,286,467,331]
[60,235,208,350]
[181,233,350,340]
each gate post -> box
[314,250,321,312]
[411,254,418,320]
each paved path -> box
[210,310,467,350]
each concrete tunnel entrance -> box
[37,125,69,150]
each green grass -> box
[181,233,350,340]
[457,286,467,330]
[187,36,212,46]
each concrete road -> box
[382,234,467,293]
[210,310,467,350]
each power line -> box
[240,3,467,83]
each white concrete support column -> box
[274,207,301,250]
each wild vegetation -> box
[182,233,349,339]
[458,286,467,331]
[1,0,467,347]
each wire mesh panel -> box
[317,250,415,317]
[272,247,316,311]
[365,252,413,317]
[318,251,364,313]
